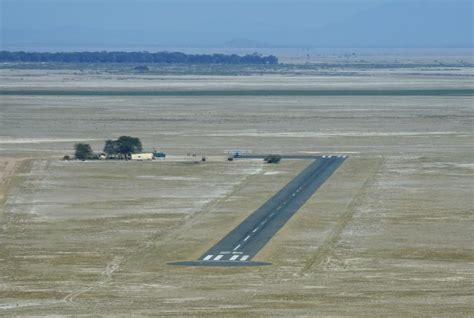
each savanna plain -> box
[0,60,473,316]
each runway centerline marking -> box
[244,235,251,241]
[233,244,241,251]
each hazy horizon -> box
[1,0,472,51]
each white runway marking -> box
[252,228,259,233]
[229,255,240,261]
[233,244,241,251]
[244,235,251,241]
[270,212,275,217]
[203,255,213,261]
[214,255,224,261]
[292,193,296,196]
[240,255,250,261]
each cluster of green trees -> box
[0,51,278,65]
[73,136,142,160]
[103,136,142,157]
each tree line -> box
[0,51,278,65]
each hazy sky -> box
[1,0,472,50]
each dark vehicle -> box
[154,151,166,158]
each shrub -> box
[264,154,281,164]
[134,65,149,72]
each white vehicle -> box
[131,153,154,161]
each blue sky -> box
[1,0,472,49]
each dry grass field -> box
[0,66,473,316]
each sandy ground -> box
[0,67,473,316]
[0,157,27,205]
[1,68,473,91]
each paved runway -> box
[170,155,346,266]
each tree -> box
[103,139,120,155]
[103,136,142,158]
[75,143,94,160]
[117,136,142,156]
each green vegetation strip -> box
[0,89,473,96]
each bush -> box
[264,154,281,164]
[134,65,149,72]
